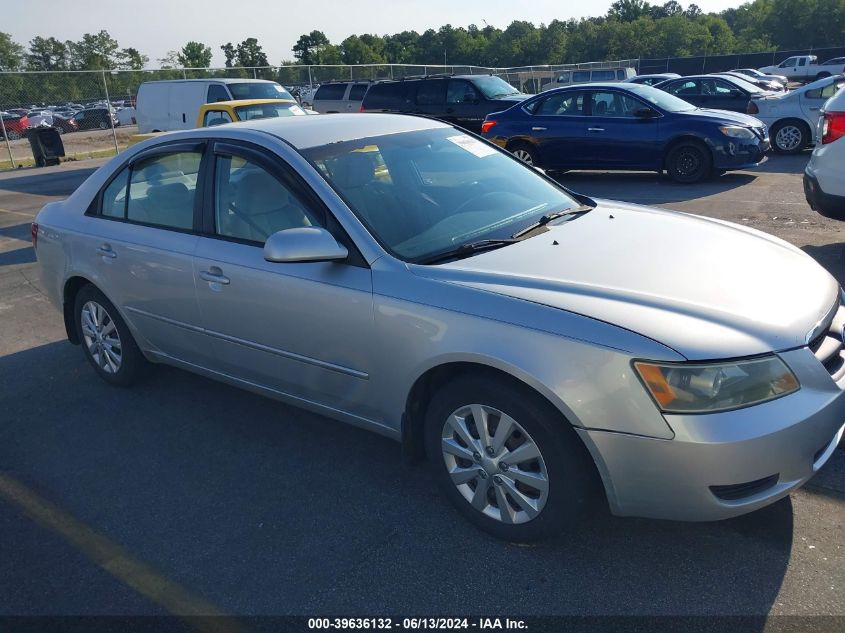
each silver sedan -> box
[33,114,845,541]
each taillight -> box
[359,104,365,112]
[480,120,497,134]
[821,111,845,144]
[746,101,759,115]
[31,222,38,249]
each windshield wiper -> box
[418,239,521,265]
[511,205,594,239]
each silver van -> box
[312,81,372,114]
[541,67,637,92]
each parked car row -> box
[0,103,125,139]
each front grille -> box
[808,299,845,380]
[710,474,779,501]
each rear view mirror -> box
[264,227,348,263]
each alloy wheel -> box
[676,148,702,177]
[775,125,802,152]
[441,404,549,524]
[80,301,122,374]
[512,149,534,165]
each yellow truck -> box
[129,99,310,145]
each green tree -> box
[66,30,121,69]
[292,31,331,65]
[235,38,268,67]
[178,41,212,68]
[221,42,237,67]
[0,32,25,71]
[27,36,69,70]
[608,0,653,22]
[118,47,148,70]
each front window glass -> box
[207,84,230,103]
[126,152,201,230]
[303,128,581,262]
[214,156,322,243]
[591,91,642,117]
[227,82,293,100]
[447,80,478,104]
[628,85,697,111]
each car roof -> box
[183,112,448,149]
[201,98,297,107]
[141,78,278,85]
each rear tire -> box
[666,140,712,184]
[771,120,809,154]
[74,285,148,387]
[509,142,539,167]
[423,374,594,542]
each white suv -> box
[805,84,845,218]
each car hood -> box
[411,201,839,360]
[679,108,765,127]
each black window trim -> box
[89,140,208,236]
[206,139,368,268]
[585,88,664,118]
[524,89,590,118]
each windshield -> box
[228,82,294,100]
[472,76,523,99]
[234,102,306,120]
[626,84,697,112]
[302,127,581,262]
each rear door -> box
[583,90,660,168]
[663,79,705,108]
[525,90,588,169]
[192,141,376,419]
[79,142,213,367]
[412,79,447,118]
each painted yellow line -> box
[0,473,245,633]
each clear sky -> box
[7,0,744,68]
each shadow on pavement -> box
[0,245,36,267]
[803,243,845,286]
[0,340,794,619]
[0,167,98,197]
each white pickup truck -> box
[759,55,845,83]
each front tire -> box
[424,374,594,542]
[666,141,712,183]
[74,285,148,386]
[771,120,809,154]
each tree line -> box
[1,0,844,75]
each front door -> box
[446,79,485,132]
[193,142,376,419]
[583,91,660,168]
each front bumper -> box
[713,137,770,170]
[577,347,845,521]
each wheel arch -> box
[662,133,714,168]
[62,275,95,344]
[402,359,581,460]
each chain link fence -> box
[0,46,843,170]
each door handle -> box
[96,244,116,259]
[199,269,230,285]
[531,126,547,131]
[587,127,605,132]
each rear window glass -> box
[315,84,347,100]
[348,84,369,101]
[592,70,616,81]
[572,71,591,83]
[363,81,410,108]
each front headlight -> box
[634,356,799,414]
[719,125,756,139]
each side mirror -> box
[633,107,658,119]
[263,227,348,263]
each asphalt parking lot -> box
[0,155,843,624]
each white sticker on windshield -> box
[446,135,497,158]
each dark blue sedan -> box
[480,83,770,183]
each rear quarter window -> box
[314,84,347,100]
[348,84,369,101]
